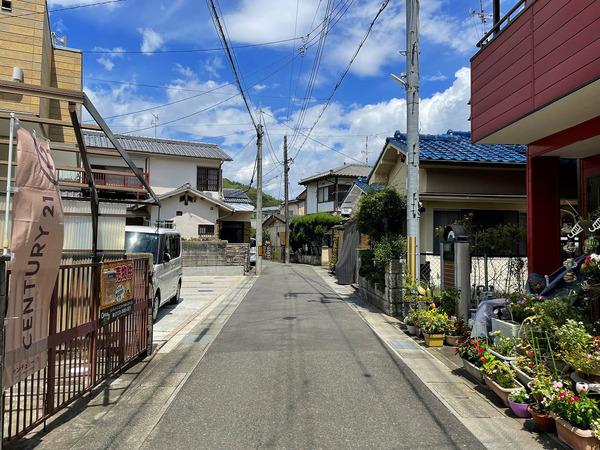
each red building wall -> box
[471,0,600,142]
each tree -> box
[355,187,406,242]
[289,213,342,255]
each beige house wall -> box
[48,48,82,144]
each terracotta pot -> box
[508,399,531,418]
[445,335,461,346]
[462,358,484,383]
[528,406,555,433]
[406,324,417,335]
[555,416,600,450]
[483,375,524,407]
[422,332,444,347]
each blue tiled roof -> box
[386,130,526,164]
[353,177,384,193]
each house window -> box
[317,185,333,203]
[179,194,196,205]
[176,211,183,216]
[197,167,219,191]
[198,224,215,239]
[288,209,294,218]
[1,1,11,11]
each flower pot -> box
[415,327,422,338]
[510,361,534,387]
[406,324,417,336]
[422,332,444,347]
[508,399,531,418]
[490,349,517,363]
[483,375,524,407]
[444,335,462,346]
[528,406,555,433]
[491,318,521,339]
[462,358,484,383]
[555,416,600,450]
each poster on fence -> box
[4,126,64,388]
[99,260,134,325]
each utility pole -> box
[283,135,290,264]
[406,0,420,282]
[256,123,264,275]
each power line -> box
[0,0,125,20]
[293,0,389,160]
[207,0,258,129]
[84,36,302,54]
[261,110,364,164]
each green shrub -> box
[355,187,406,242]
[289,213,341,255]
[373,235,405,271]
[437,288,459,316]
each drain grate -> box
[282,316,297,320]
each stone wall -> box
[357,259,403,316]
[182,240,249,271]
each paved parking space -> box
[152,274,246,348]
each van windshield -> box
[125,231,159,264]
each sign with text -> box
[4,127,64,387]
[99,260,134,325]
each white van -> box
[125,226,183,322]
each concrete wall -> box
[182,240,249,271]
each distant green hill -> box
[223,178,281,207]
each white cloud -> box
[83,67,470,197]
[424,72,449,82]
[203,56,224,79]
[138,28,164,54]
[174,64,194,78]
[93,47,124,71]
[252,84,267,92]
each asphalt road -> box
[143,263,484,449]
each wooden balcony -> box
[471,0,600,145]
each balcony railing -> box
[476,0,527,48]
[56,167,150,195]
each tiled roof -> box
[299,163,372,185]
[82,130,232,161]
[353,177,384,193]
[387,130,526,164]
[223,188,250,203]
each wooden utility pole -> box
[406,0,420,282]
[283,135,290,264]
[256,124,264,275]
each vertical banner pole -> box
[3,113,15,255]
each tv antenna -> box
[470,0,493,37]
[151,113,159,138]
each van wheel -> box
[152,293,160,323]
[171,281,182,305]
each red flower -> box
[477,347,484,355]
[480,357,486,364]
[569,396,579,403]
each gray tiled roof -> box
[299,164,372,185]
[223,188,250,203]
[82,130,232,161]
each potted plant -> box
[491,292,540,338]
[489,331,518,362]
[528,376,560,432]
[556,320,600,383]
[508,388,532,418]
[482,358,523,407]
[412,308,428,337]
[548,384,600,450]
[445,317,468,346]
[510,355,549,387]
[404,309,419,335]
[421,309,449,347]
[456,338,489,383]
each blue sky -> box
[48,0,499,197]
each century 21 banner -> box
[99,260,134,325]
[4,127,64,388]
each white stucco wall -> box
[147,155,221,195]
[304,177,356,214]
[150,195,220,239]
